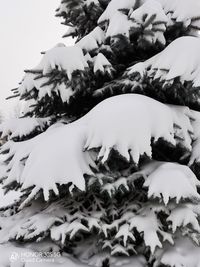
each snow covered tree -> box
[1,0,200,266]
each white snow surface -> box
[96,0,200,46]
[77,27,105,51]
[0,185,21,209]
[0,117,50,139]
[127,36,200,86]
[167,204,200,233]
[98,0,138,38]
[99,0,200,35]
[129,0,168,44]
[18,44,88,103]
[144,162,200,205]
[36,44,88,79]
[83,94,191,163]
[129,209,162,253]
[157,0,200,30]
[93,53,112,73]
[157,236,200,267]
[19,73,74,103]
[105,12,133,38]
[18,73,49,96]
[2,123,95,201]
[0,94,194,200]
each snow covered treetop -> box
[0,94,194,202]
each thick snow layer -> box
[167,205,200,233]
[0,94,194,200]
[85,0,100,6]
[97,0,200,46]
[115,224,135,246]
[37,45,88,79]
[129,209,162,253]
[18,73,49,96]
[19,73,74,103]
[157,0,200,31]
[0,117,50,139]
[157,237,200,267]
[0,201,45,243]
[77,27,105,51]
[2,124,95,201]
[99,0,200,36]
[129,0,168,45]
[130,0,167,25]
[106,12,133,38]
[0,185,21,209]
[18,47,85,102]
[127,36,200,87]
[84,94,192,163]
[93,53,112,74]
[98,0,142,38]
[144,162,200,205]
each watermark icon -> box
[10,251,61,263]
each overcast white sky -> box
[0,0,73,118]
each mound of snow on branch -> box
[157,0,200,32]
[0,94,194,200]
[17,44,89,103]
[129,0,168,45]
[99,0,200,37]
[77,26,105,51]
[127,36,200,87]
[0,117,50,139]
[93,53,113,75]
[144,162,200,204]
[36,45,88,79]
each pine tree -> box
[1,0,200,266]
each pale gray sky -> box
[0,0,73,118]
